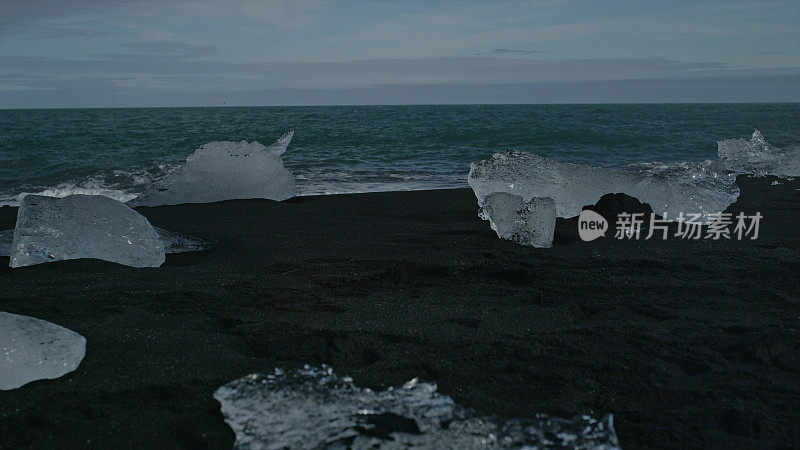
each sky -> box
[1,0,799,107]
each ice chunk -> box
[2,226,204,256]
[469,151,739,221]
[470,131,798,224]
[9,194,165,268]
[214,365,620,449]
[717,130,800,177]
[481,193,556,247]
[480,192,525,237]
[154,227,207,253]
[129,130,296,206]
[0,312,86,390]
[519,196,557,247]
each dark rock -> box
[583,192,654,222]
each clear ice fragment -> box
[214,365,620,449]
[2,226,204,256]
[717,130,800,177]
[154,227,207,253]
[481,192,556,247]
[9,194,164,268]
[468,131,799,225]
[129,131,296,206]
[0,312,86,390]
[469,151,739,221]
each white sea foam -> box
[5,131,796,210]
[0,167,175,207]
[214,365,619,449]
[1,184,137,207]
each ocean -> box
[1,103,798,206]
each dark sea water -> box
[1,104,798,205]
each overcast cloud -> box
[1,0,798,107]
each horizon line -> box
[3,101,800,111]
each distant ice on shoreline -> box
[468,131,800,221]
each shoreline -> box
[1,176,799,448]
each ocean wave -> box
[3,131,796,208]
[0,166,178,207]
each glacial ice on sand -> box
[153,227,207,253]
[717,130,800,177]
[469,151,738,221]
[2,227,205,257]
[0,312,86,390]
[481,192,556,248]
[129,130,296,206]
[469,130,799,222]
[214,365,620,449]
[9,194,165,268]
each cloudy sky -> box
[1,0,799,107]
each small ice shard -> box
[214,365,620,449]
[468,151,739,221]
[718,130,800,178]
[154,227,207,253]
[481,192,556,248]
[0,312,86,390]
[129,130,296,207]
[480,192,526,238]
[518,197,557,248]
[9,194,165,268]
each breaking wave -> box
[0,166,177,207]
[3,131,796,209]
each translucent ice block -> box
[9,194,165,268]
[0,312,86,390]
[130,131,296,206]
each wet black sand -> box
[1,175,799,449]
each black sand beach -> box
[1,176,799,449]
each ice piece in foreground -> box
[0,312,86,390]
[10,194,164,268]
[130,131,296,206]
[214,365,620,449]
[481,192,556,247]
[717,130,800,177]
[469,151,739,220]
